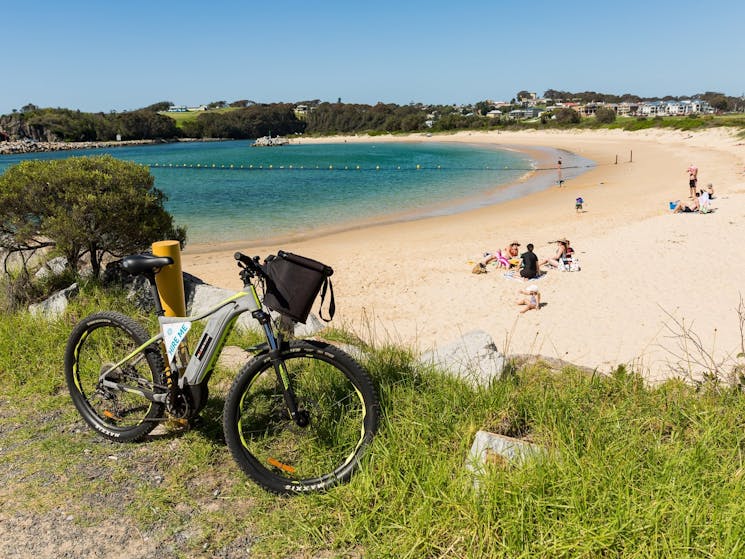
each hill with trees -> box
[1,90,743,143]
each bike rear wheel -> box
[223,339,379,494]
[64,311,166,442]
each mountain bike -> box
[64,251,379,494]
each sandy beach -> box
[181,128,745,382]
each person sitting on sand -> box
[697,189,713,214]
[672,196,700,213]
[540,239,569,268]
[517,284,541,313]
[706,183,715,199]
[519,243,540,279]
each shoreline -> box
[181,141,590,254]
[181,128,745,381]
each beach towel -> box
[503,270,546,282]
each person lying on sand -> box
[672,196,700,213]
[475,241,521,272]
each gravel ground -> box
[0,512,255,558]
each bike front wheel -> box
[64,311,166,442]
[223,339,379,494]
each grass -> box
[3,285,745,557]
[159,107,239,130]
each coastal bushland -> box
[0,155,185,308]
[2,283,745,557]
[4,93,744,145]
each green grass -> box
[3,285,745,557]
[159,107,239,129]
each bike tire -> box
[223,339,379,494]
[64,311,166,442]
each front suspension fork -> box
[255,310,308,427]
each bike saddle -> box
[121,254,174,275]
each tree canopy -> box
[0,155,185,278]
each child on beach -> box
[575,196,584,213]
[686,164,698,197]
[517,284,541,313]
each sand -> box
[181,128,745,382]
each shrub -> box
[0,155,186,279]
[555,108,581,124]
[595,107,616,124]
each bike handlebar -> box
[234,252,269,280]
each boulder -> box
[28,283,79,319]
[419,330,505,386]
[34,256,68,280]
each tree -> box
[141,101,173,112]
[595,106,616,124]
[0,155,186,279]
[516,90,532,104]
[554,107,581,124]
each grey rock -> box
[419,330,505,386]
[466,430,546,487]
[34,256,68,280]
[28,283,79,318]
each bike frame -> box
[99,285,273,404]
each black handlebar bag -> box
[262,250,335,323]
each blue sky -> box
[3,0,743,114]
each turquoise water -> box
[0,140,592,244]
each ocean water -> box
[0,140,592,244]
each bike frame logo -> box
[163,322,191,362]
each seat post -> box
[145,272,166,316]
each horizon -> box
[3,0,744,116]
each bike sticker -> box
[195,333,213,360]
[163,321,191,363]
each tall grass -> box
[2,285,745,557]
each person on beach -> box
[516,284,541,313]
[672,196,700,213]
[697,189,712,213]
[475,241,520,272]
[706,183,715,199]
[687,164,698,197]
[539,239,569,268]
[575,196,584,213]
[519,243,540,279]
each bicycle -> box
[64,250,379,494]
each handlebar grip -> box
[234,252,269,278]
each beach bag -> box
[262,251,335,323]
